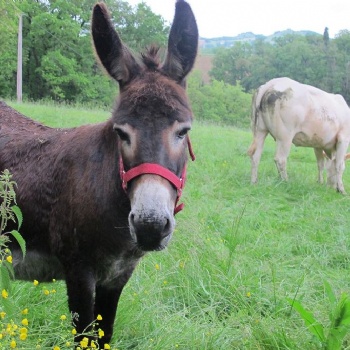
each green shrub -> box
[0,169,25,313]
[188,71,252,128]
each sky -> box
[126,0,350,39]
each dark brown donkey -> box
[0,0,198,346]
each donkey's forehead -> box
[114,73,192,125]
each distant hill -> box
[199,29,320,49]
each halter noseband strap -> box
[119,137,195,215]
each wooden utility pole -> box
[17,14,22,103]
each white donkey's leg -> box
[247,130,268,184]
[274,137,293,181]
[314,148,325,184]
[333,139,349,194]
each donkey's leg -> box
[247,130,268,184]
[326,157,337,189]
[64,265,97,345]
[274,137,293,181]
[94,268,136,346]
[314,148,325,184]
[94,285,124,346]
[333,139,349,194]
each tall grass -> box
[4,101,350,349]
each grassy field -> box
[3,101,350,349]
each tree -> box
[0,0,169,104]
[323,27,329,47]
[334,30,350,102]
[210,42,253,86]
[112,2,169,51]
[0,1,19,98]
[209,32,350,102]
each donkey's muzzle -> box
[127,175,177,251]
[129,209,174,251]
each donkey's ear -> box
[162,0,198,84]
[92,3,140,87]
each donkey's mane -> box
[141,45,162,70]
[119,44,186,112]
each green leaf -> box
[10,230,26,258]
[327,296,350,349]
[324,280,337,308]
[324,280,338,323]
[327,331,343,350]
[3,260,14,279]
[287,298,325,342]
[1,295,16,317]
[11,205,23,229]
[332,294,350,327]
[0,264,12,292]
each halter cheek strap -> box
[119,137,195,215]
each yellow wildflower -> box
[6,255,13,263]
[19,332,27,340]
[155,263,160,270]
[104,344,111,350]
[0,311,6,318]
[71,328,77,335]
[53,347,60,350]
[10,340,16,348]
[98,329,104,338]
[80,337,89,348]
[43,289,50,295]
[1,289,8,298]
[96,314,102,321]
[33,280,39,286]
[21,318,29,326]
[22,308,28,315]
[91,340,97,348]
[60,315,67,321]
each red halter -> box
[119,137,195,215]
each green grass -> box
[3,101,350,349]
[8,100,111,128]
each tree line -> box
[210,29,350,104]
[189,29,350,128]
[0,0,169,106]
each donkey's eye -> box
[177,128,190,139]
[115,128,130,143]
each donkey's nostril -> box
[129,213,135,224]
[163,218,171,237]
[128,210,174,251]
